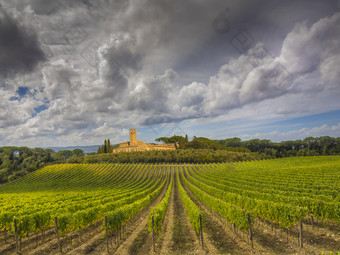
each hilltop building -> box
[112,129,178,153]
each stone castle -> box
[112,129,178,153]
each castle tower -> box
[129,129,137,146]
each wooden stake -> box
[105,215,109,253]
[55,217,62,254]
[299,218,303,248]
[4,227,7,244]
[310,215,314,229]
[247,213,253,248]
[152,215,155,252]
[199,214,203,247]
[14,218,19,254]
[36,231,39,247]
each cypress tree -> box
[108,139,111,153]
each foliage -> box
[156,135,188,148]
[148,170,173,234]
[155,135,340,157]
[0,163,167,239]
[0,157,338,243]
[216,136,340,157]
[97,139,115,154]
[0,147,85,184]
[177,166,204,234]
[183,156,340,231]
[69,149,267,164]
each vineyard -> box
[0,156,339,254]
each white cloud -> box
[240,123,340,142]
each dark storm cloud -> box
[1,0,339,146]
[0,8,45,79]
[103,42,143,100]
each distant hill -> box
[46,145,100,154]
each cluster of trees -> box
[0,147,85,184]
[216,136,340,157]
[156,135,249,152]
[97,139,117,154]
[69,149,267,164]
[155,135,340,157]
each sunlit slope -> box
[0,163,148,192]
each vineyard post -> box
[105,215,109,253]
[152,215,155,252]
[247,213,253,248]
[55,217,62,254]
[310,215,314,229]
[36,231,38,247]
[14,218,19,254]
[299,217,303,248]
[199,214,203,247]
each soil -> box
[162,166,205,255]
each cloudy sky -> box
[0,0,340,147]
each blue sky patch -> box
[31,104,49,118]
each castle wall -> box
[129,129,137,146]
[112,129,177,153]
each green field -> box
[0,156,339,254]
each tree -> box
[72,149,85,157]
[56,150,73,160]
[107,139,113,153]
[155,137,170,144]
[104,139,107,153]
[222,137,242,147]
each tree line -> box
[215,136,340,157]
[155,135,340,157]
[0,147,85,184]
[69,149,267,164]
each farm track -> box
[158,170,175,255]
[163,167,205,255]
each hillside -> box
[0,157,339,254]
